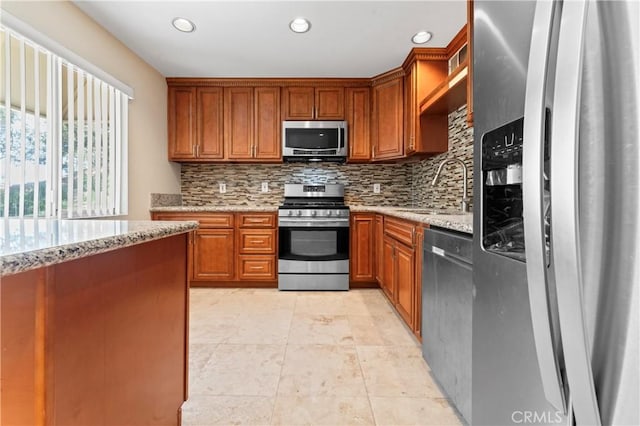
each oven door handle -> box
[278,219,350,227]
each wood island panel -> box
[1,234,189,426]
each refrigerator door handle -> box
[550,1,602,424]
[522,0,566,412]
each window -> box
[0,23,130,218]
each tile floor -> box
[181,288,463,426]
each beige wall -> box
[1,0,181,219]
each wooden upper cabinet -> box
[315,87,344,119]
[224,87,254,160]
[197,87,224,159]
[168,86,196,160]
[225,87,281,161]
[282,87,315,119]
[350,213,376,282]
[254,87,281,160]
[404,65,418,156]
[346,87,371,162]
[404,51,448,156]
[371,73,404,160]
[282,86,344,120]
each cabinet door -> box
[192,229,235,281]
[413,227,424,339]
[395,242,415,328]
[404,64,417,155]
[168,86,196,160]
[224,87,254,160]
[197,87,224,159]
[350,213,375,282]
[254,87,281,160]
[375,215,384,284]
[381,236,396,301]
[282,87,314,120]
[372,77,404,160]
[315,87,344,119]
[346,88,371,161]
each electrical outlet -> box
[373,183,381,194]
[219,182,226,194]
[261,182,269,193]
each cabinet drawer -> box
[384,217,415,246]
[238,213,276,228]
[237,255,276,280]
[238,229,276,254]
[152,212,233,228]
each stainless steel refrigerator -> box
[472,1,639,425]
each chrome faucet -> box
[431,157,470,213]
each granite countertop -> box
[350,206,473,234]
[149,205,278,213]
[1,219,198,277]
[149,204,472,234]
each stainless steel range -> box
[278,184,349,291]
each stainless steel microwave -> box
[282,121,348,162]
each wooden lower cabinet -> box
[375,215,384,283]
[378,216,423,337]
[192,229,235,281]
[415,228,425,338]
[395,241,415,327]
[237,255,276,280]
[381,236,396,300]
[350,213,376,283]
[152,212,277,286]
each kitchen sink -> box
[397,208,464,216]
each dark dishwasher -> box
[422,227,472,424]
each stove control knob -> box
[287,210,293,216]
[336,210,343,217]
[311,211,317,217]
[296,210,302,217]
[327,211,333,216]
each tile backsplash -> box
[178,106,474,208]
[411,106,474,210]
[181,163,412,206]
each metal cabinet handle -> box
[522,0,566,413]
[551,1,601,424]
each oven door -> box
[278,219,349,264]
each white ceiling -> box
[73,1,466,78]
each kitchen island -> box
[1,219,197,426]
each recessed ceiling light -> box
[172,17,196,33]
[412,31,432,44]
[290,17,311,33]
